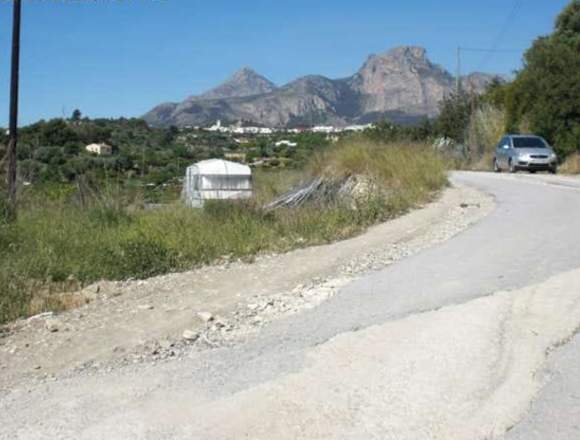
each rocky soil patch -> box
[0,184,494,390]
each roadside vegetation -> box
[560,153,580,174]
[2,2,575,325]
[0,140,446,324]
[436,1,579,169]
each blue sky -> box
[0,0,571,125]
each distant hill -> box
[194,67,278,100]
[143,46,501,128]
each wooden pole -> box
[456,46,461,96]
[6,0,22,220]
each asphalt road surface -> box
[1,171,580,439]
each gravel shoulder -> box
[2,249,580,439]
[0,183,493,390]
[149,266,580,440]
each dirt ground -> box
[0,183,493,391]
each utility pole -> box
[456,46,462,96]
[6,0,22,220]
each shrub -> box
[109,235,178,280]
[560,152,580,174]
[467,104,506,170]
[87,204,132,227]
[0,271,33,325]
[311,139,448,201]
[467,104,506,158]
[0,192,9,225]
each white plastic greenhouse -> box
[182,159,253,207]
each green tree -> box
[35,119,79,146]
[481,78,509,109]
[507,0,580,155]
[71,109,82,121]
[436,93,473,143]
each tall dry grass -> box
[0,141,447,324]
[560,152,580,174]
[467,104,506,170]
[310,139,448,206]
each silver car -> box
[493,135,558,174]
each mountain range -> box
[143,46,500,128]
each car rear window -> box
[513,137,546,148]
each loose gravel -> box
[0,183,493,390]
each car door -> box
[505,137,516,167]
[503,137,514,168]
[496,137,508,169]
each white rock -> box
[182,330,199,341]
[197,312,214,323]
[213,317,227,328]
[45,318,61,333]
[138,304,154,311]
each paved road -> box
[506,334,580,440]
[1,172,580,439]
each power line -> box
[455,45,524,95]
[454,1,525,92]
[460,47,524,53]
[477,0,524,71]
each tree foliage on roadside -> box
[365,118,435,144]
[436,93,473,144]
[502,0,580,156]
[436,1,580,159]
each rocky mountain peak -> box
[384,46,427,60]
[230,67,264,82]
[143,45,500,128]
[194,67,277,101]
[350,46,453,118]
[360,46,437,74]
[461,72,504,93]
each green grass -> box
[0,140,447,324]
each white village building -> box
[206,120,229,133]
[311,126,338,134]
[343,124,374,132]
[275,140,298,148]
[85,143,113,156]
[182,159,253,208]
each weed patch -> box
[0,141,447,324]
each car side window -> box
[497,137,506,150]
